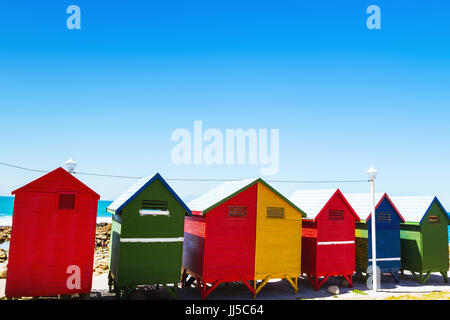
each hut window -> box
[140,200,170,216]
[58,194,76,211]
[267,207,285,219]
[228,206,247,217]
[376,212,392,223]
[428,215,440,224]
[329,209,344,220]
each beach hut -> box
[5,167,100,298]
[390,196,449,284]
[182,178,305,299]
[289,189,360,291]
[106,173,191,299]
[345,193,405,283]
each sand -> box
[2,271,448,300]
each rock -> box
[328,285,340,295]
[0,249,7,262]
[0,264,7,279]
[340,279,349,287]
[97,262,109,270]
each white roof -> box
[389,196,435,223]
[289,189,338,219]
[188,178,258,212]
[107,176,153,213]
[344,193,384,220]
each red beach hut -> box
[182,179,258,299]
[289,189,360,290]
[5,167,100,298]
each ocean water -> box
[0,196,112,226]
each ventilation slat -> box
[142,200,168,211]
[329,209,344,220]
[228,206,247,217]
[58,194,76,210]
[267,207,285,219]
[376,212,392,223]
[428,215,440,224]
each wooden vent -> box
[329,209,344,220]
[428,215,440,224]
[228,206,248,217]
[376,212,392,223]
[142,200,168,211]
[267,207,285,218]
[58,194,76,210]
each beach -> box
[0,223,449,300]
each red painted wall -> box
[316,193,357,275]
[301,220,317,275]
[183,183,258,283]
[5,168,99,297]
[301,192,358,277]
[183,216,206,277]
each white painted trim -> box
[317,240,355,245]
[369,257,401,261]
[120,237,184,243]
[139,209,170,216]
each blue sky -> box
[0,1,449,206]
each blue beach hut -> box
[346,193,405,282]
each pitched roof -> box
[187,179,258,213]
[12,167,100,199]
[107,173,191,215]
[344,192,383,219]
[344,192,404,222]
[289,189,337,219]
[389,196,449,223]
[289,188,359,221]
[188,178,306,217]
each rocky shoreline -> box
[0,224,111,279]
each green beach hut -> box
[390,196,449,284]
[107,173,191,299]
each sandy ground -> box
[2,271,448,300]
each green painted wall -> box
[400,200,449,274]
[421,201,449,271]
[355,222,368,272]
[109,214,122,277]
[400,223,422,272]
[110,178,187,287]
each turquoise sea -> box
[0,196,112,226]
[0,196,449,243]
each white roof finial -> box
[65,158,77,174]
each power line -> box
[0,161,48,174]
[0,161,369,184]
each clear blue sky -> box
[0,1,449,206]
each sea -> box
[0,196,449,245]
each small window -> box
[267,207,285,219]
[428,215,440,224]
[376,212,392,223]
[228,206,247,217]
[329,209,344,220]
[140,200,170,216]
[58,194,76,211]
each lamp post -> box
[367,165,378,292]
[65,158,77,174]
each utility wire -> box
[0,161,369,184]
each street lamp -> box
[367,165,378,292]
[65,158,77,174]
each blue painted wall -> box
[367,197,403,271]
